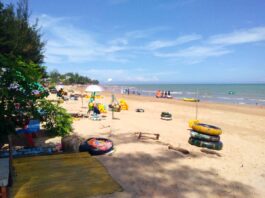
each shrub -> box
[38,100,73,137]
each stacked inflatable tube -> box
[192,123,222,135]
[189,137,223,150]
[188,123,223,150]
[190,131,220,142]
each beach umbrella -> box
[85,85,104,92]
[56,85,64,91]
[83,85,103,107]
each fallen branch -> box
[200,148,222,157]
[168,145,190,155]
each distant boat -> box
[228,91,235,95]
[183,98,200,102]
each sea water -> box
[104,84,265,106]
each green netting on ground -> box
[11,153,122,198]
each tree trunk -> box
[8,135,13,186]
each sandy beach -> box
[50,90,265,198]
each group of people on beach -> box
[121,88,141,95]
[155,90,172,98]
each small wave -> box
[235,98,245,101]
[141,90,156,93]
[217,97,231,100]
[201,95,213,98]
[171,91,183,95]
[186,92,197,95]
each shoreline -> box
[102,84,265,106]
[104,91,265,116]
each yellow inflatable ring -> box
[192,123,222,135]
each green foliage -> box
[0,55,48,140]
[49,70,99,85]
[0,0,47,141]
[37,100,73,137]
[0,0,45,65]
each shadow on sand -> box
[95,132,256,198]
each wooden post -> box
[111,94,115,120]
[8,135,13,186]
[0,187,7,198]
[81,92,83,108]
[195,89,198,120]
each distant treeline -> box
[49,70,99,85]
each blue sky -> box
[6,0,265,83]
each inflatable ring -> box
[192,123,222,135]
[136,108,144,112]
[161,112,172,120]
[161,112,172,117]
[161,116,172,121]
[190,131,220,142]
[79,138,114,155]
[188,137,223,150]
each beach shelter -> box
[85,85,104,108]
[85,85,104,101]
[85,85,104,92]
[55,85,64,91]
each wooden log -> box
[137,132,160,140]
[168,145,190,155]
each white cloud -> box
[125,27,168,39]
[147,34,202,50]
[83,68,162,82]
[150,27,265,63]
[108,38,128,45]
[37,14,129,64]
[209,27,265,45]
[154,46,231,59]
[36,13,265,68]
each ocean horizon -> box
[103,83,265,106]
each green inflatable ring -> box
[188,137,223,150]
[190,131,220,142]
